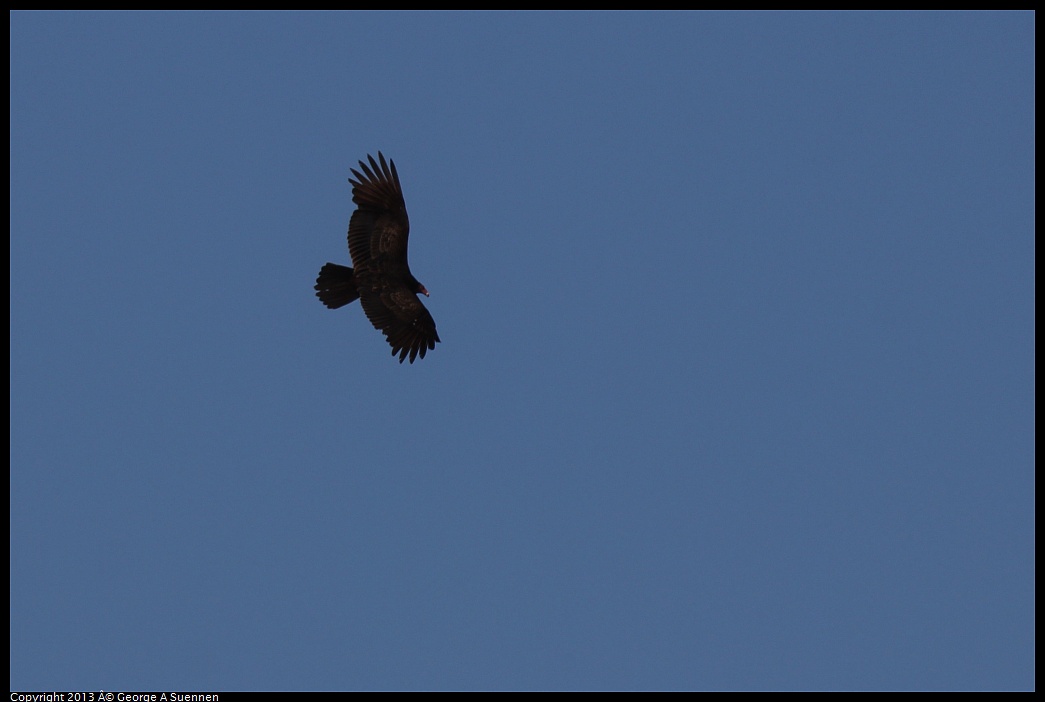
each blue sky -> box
[10,11,1034,691]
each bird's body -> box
[315,153,440,363]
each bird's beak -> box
[419,286,430,297]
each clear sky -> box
[10,11,1034,692]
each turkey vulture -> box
[315,152,440,363]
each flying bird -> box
[315,153,440,363]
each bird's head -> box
[412,278,430,297]
[405,273,426,296]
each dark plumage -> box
[315,153,440,363]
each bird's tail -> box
[315,263,359,309]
